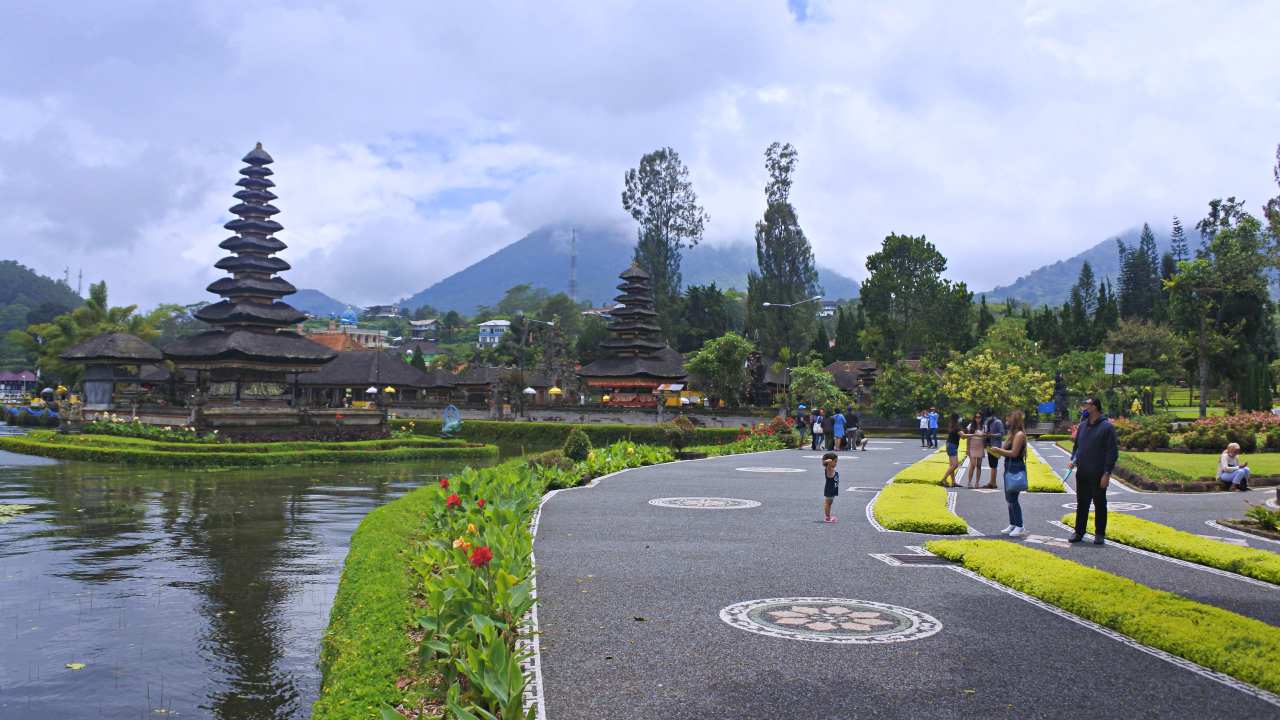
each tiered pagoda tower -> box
[165,144,334,395]
[578,264,685,404]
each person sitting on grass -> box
[821,452,840,523]
[1218,442,1251,491]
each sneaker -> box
[1009,527,1026,538]
[1093,536,1105,545]
[1068,534,1084,543]
[829,515,837,523]
[1000,525,1015,535]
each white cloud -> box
[1,0,1278,308]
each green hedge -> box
[35,431,470,453]
[392,418,741,449]
[873,483,968,534]
[1037,433,1073,441]
[926,539,1280,694]
[1065,512,1280,585]
[1115,453,1198,485]
[0,435,498,467]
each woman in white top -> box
[1218,442,1251,491]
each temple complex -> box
[577,264,686,407]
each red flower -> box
[469,546,493,567]
[476,499,486,508]
[445,493,461,509]
[439,477,450,489]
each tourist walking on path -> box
[1218,442,1251,491]
[833,409,847,451]
[848,411,868,451]
[796,408,809,448]
[940,413,961,487]
[918,411,930,448]
[821,452,840,523]
[960,413,987,488]
[928,407,939,448]
[983,409,1004,489]
[1068,396,1118,545]
[811,410,824,451]
[822,410,836,451]
[987,410,1029,537]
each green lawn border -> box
[394,418,742,450]
[1062,512,1280,585]
[926,538,1280,696]
[0,434,498,467]
[872,483,968,534]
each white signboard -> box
[1104,353,1124,376]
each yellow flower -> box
[466,523,477,534]
[453,537,472,551]
[626,446,635,455]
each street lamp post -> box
[761,295,824,416]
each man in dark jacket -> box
[821,411,836,451]
[1068,396,1119,545]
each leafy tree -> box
[1026,305,1066,357]
[674,283,734,353]
[976,317,1046,369]
[859,233,972,363]
[1168,206,1274,417]
[812,322,832,363]
[788,360,849,412]
[536,293,582,342]
[1060,287,1091,350]
[1102,319,1186,382]
[574,315,610,366]
[745,142,820,359]
[1266,144,1280,248]
[622,147,709,339]
[1054,350,1106,397]
[872,362,946,420]
[496,284,551,317]
[441,310,463,342]
[410,346,427,370]
[942,349,1054,415]
[8,281,156,386]
[685,332,754,407]
[975,295,995,338]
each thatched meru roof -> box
[60,332,163,363]
[579,345,687,380]
[579,264,686,381]
[293,351,454,389]
[165,330,335,368]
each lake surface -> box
[0,439,486,719]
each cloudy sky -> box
[3,1,1278,309]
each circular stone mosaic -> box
[736,467,806,473]
[719,597,942,645]
[1063,501,1152,512]
[648,497,762,510]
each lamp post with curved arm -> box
[761,295,824,416]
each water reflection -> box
[0,457,479,719]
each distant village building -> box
[580,303,620,321]
[818,300,839,318]
[305,319,390,349]
[409,318,439,341]
[363,304,402,318]
[476,319,511,348]
[577,264,685,407]
[0,370,38,400]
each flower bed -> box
[873,483,968,534]
[81,418,222,443]
[0,432,498,467]
[1180,412,1280,452]
[1064,512,1280,585]
[925,539,1280,695]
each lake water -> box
[0,438,487,719]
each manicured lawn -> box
[1125,451,1280,479]
[1064,512,1280,585]
[873,483,969,534]
[926,539,1280,695]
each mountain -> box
[0,260,84,368]
[978,226,1174,307]
[290,288,353,317]
[402,225,860,313]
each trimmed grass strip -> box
[873,483,968,534]
[926,539,1280,695]
[1062,512,1280,585]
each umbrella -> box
[365,386,378,394]
[522,387,536,395]
[383,386,396,393]
[548,386,563,396]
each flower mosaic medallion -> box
[1062,501,1151,512]
[648,497,762,510]
[735,467,806,473]
[720,597,942,644]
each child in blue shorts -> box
[822,452,839,523]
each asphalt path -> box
[533,442,1280,719]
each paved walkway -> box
[533,442,1279,719]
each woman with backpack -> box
[811,410,825,451]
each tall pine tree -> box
[1170,216,1189,262]
[745,142,820,358]
[976,295,995,338]
[1074,262,1098,316]
[621,147,709,340]
[1117,224,1162,320]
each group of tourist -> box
[796,407,870,452]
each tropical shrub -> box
[561,428,592,461]
[1178,413,1279,451]
[391,418,740,450]
[1111,415,1172,450]
[1245,504,1280,532]
[82,417,222,443]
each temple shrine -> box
[577,264,686,407]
